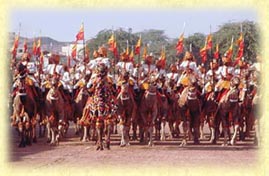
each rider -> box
[177,51,198,89]
[214,55,235,102]
[116,51,134,75]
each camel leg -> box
[46,122,51,143]
[32,123,37,143]
[81,126,88,142]
[144,126,149,144]
[254,119,260,146]
[168,121,174,139]
[105,124,112,150]
[50,128,56,145]
[148,126,154,147]
[187,122,193,141]
[139,125,144,143]
[75,118,80,135]
[125,126,130,146]
[96,125,104,151]
[222,128,228,146]
[160,121,166,141]
[174,120,181,137]
[120,124,125,147]
[209,127,215,143]
[199,122,205,140]
[231,124,239,145]
[154,118,160,141]
[132,121,138,141]
[180,121,188,146]
[91,125,97,142]
[18,122,26,148]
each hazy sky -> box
[10,8,257,42]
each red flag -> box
[200,46,207,63]
[23,39,27,53]
[129,49,134,63]
[71,43,77,59]
[40,52,44,73]
[36,38,41,56]
[108,34,118,58]
[14,35,19,49]
[67,55,71,68]
[11,34,19,58]
[142,45,147,59]
[76,24,84,41]
[206,34,212,50]
[225,43,233,59]
[108,34,115,50]
[135,36,141,55]
[213,43,219,59]
[113,42,119,59]
[176,33,184,54]
[156,47,166,69]
[236,32,244,58]
[234,33,244,65]
[32,39,37,55]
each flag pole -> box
[112,29,116,82]
[209,25,213,61]
[82,22,86,75]
[138,34,141,65]
[137,34,141,82]
[182,22,186,34]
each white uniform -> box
[217,65,234,80]
[88,59,98,70]
[26,62,39,87]
[250,62,261,72]
[166,72,179,83]
[179,60,198,75]
[141,63,156,77]
[177,60,198,86]
[132,67,139,78]
[234,67,249,79]
[97,57,111,67]
[214,65,235,91]
[61,71,72,92]
[156,68,166,78]
[46,64,63,75]
[116,61,134,74]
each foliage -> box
[82,20,259,66]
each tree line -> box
[85,20,259,68]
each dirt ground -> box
[8,122,259,170]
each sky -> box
[10,8,258,42]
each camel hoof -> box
[199,135,205,140]
[180,140,187,147]
[50,142,56,146]
[132,135,137,141]
[194,140,200,145]
[33,137,37,143]
[230,140,235,146]
[18,142,26,148]
[105,143,110,150]
[148,142,154,147]
[221,143,228,147]
[81,139,88,143]
[120,144,126,147]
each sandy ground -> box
[8,122,259,172]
